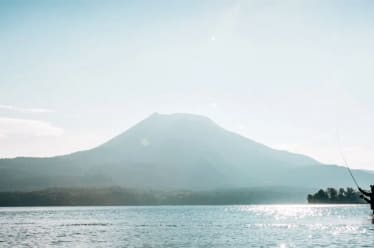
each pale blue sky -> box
[1,0,374,170]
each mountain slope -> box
[0,113,373,191]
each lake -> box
[1,205,373,247]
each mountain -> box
[0,113,373,192]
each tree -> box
[337,188,346,203]
[307,187,364,204]
[327,188,338,202]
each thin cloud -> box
[208,102,218,108]
[0,117,63,137]
[0,104,54,113]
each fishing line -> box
[336,130,360,188]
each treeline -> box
[307,187,365,204]
[3,187,367,206]
[0,187,307,206]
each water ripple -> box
[0,205,373,247]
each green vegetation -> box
[307,187,365,204]
[0,187,308,206]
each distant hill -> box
[0,113,373,192]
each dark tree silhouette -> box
[308,187,364,204]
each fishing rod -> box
[339,147,360,188]
[336,131,360,188]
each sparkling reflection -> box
[0,205,372,247]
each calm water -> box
[1,205,374,247]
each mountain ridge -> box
[0,113,373,191]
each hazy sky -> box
[1,0,374,170]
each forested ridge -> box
[307,188,365,204]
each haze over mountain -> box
[0,113,373,192]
